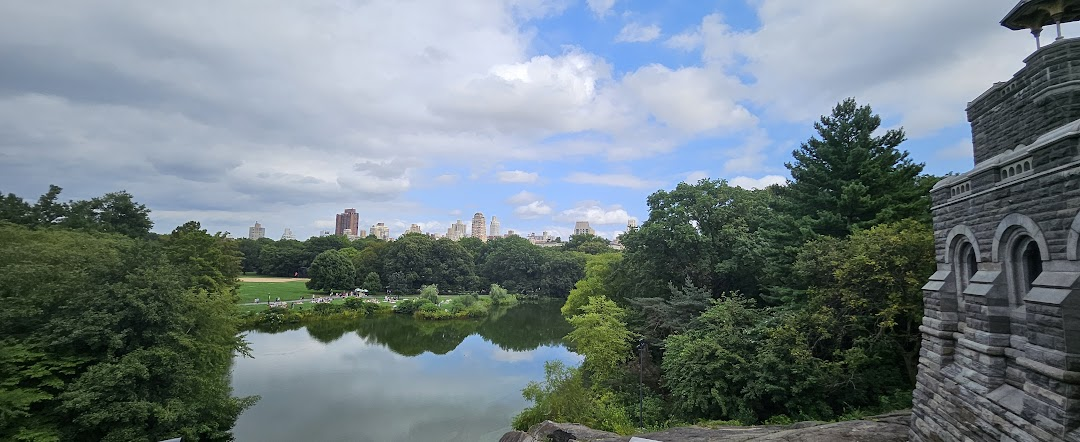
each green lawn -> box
[237,280,322,303]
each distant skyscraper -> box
[627,218,638,231]
[574,221,595,236]
[358,229,367,238]
[248,221,265,240]
[280,228,295,241]
[408,224,422,234]
[371,223,390,241]
[471,212,486,241]
[335,209,359,237]
[489,216,501,238]
[451,220,467,240]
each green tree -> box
[419,284,439,303]
[381,233,437,291]
[538,249,587,298]
[562,253,621,318]
[662,295,765,423]
[160,221,242,296]
[489,283,513,306]
[0,191,32,225]
[257,240,307,277]
[564,233,612,254]
[307,250,356,292]
[613,180,777,304]
[567,296,634,383]
[0,223,253,441]
[362,271,383,294]
[785,98,932,237]
[480,236,542,294]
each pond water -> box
[231,301,578,442]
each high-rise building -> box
[627,218,638,231]
[248,221,265,240]
[574,221,595,236]
[452,220,467,240]
[470,212,486,241]
[408,224,422,234]
[358,229,367,238]
[335,209,359,237]
[370,223,390,241]
[489,216,501,238]
[280,228,295,241]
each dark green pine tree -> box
[784,98,933,237]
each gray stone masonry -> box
[910,36,1080,442]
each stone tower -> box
[910,1,1080,441]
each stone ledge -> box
[958,337,1007,356]
[1017,356,1080,383]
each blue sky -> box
[1,0,1072,240]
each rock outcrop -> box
[504,411,910,442]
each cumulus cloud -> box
[621,64,755,134]
[729,175,787,189]
[563,172,663,189]
[555,202,632,225]
[496,170,540,183]
[615,23,661,43]
[514,201,553,219]
[506,190,542,205]
[687,1,1035,136]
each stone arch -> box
[991,213,1049,263]
[1068,209,1080,261]
[945,224,982,263]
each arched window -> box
[953,241,978,322]
[1008,235,1042,308]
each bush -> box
[513,361,634,435]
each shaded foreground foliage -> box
[515,99,938,430]
[0,221,254,441]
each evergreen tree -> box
[785,98,931,237]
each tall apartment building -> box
[370,223,390,241]
[574,221,594,236]
[280,228,295,241]
[489,216,501,238]
[471,212,486,241]
[248,221,265,240]
[335,208,359,237]
[627,219,638,231]
[408,224,422,234]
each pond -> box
[231,301,578,442]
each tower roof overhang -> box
[1002,0,1080,30]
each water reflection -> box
[232,301,578,442]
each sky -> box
[1,1,1072,240]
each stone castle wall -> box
[969,38,1080,165]
[910,38,1080,442]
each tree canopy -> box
[784,98,932,237]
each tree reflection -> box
[249,301,571,356]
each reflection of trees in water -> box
[354,315,481,356]
[477,301,572,352]
[248,301,571,356]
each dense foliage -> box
[235,229,595,298]
[0,190,253,441]
[517,99,939,430]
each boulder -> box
[498,430,538,442]
[527,420,623,442]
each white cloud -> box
[699,1,1035,136]
[514,201,553,219]
[555,202,632,225]
[621,64,755,134]
[729,175,787,189]
[684,170,709,183]
[615,22,661,43]
[506,190,542,205]
[586,0,616,17]
[564,172,664,189]
[496,170,540,183]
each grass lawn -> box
[237,280,322,303]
